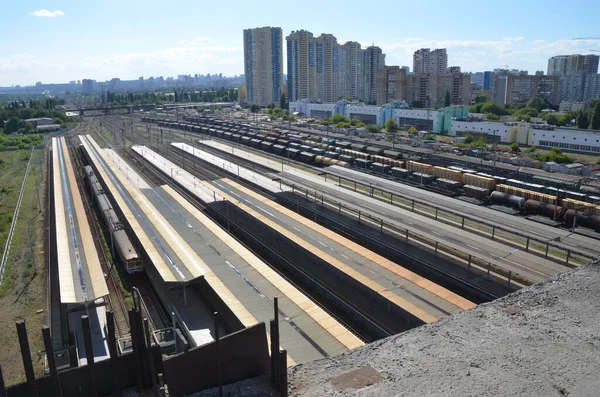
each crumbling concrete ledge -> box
[288,263,600,397]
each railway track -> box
[103,120,388,342]
[67,140,130,337]
[80,122,166,334]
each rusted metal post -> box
[81,315,98,397]
[106,311,121,397]
[144,318,158,395]
[271,297,280,385]
[214,312,223,397]
[507,271,512,286]
[0,364,6,397]
[129,309,144,391]
[42,325,63,397]
[16,320,38,397]
[491,226,496,240]
[278,349,288,397]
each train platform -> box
[200,178,476,324]
[131,146,364,363]
[165,139,562,285]
[324,166,600,260]
[83,136,364,363]
[274,169,568,285]
[169,142,290,193]
[80,135,215,347]
[197,139,288,173]
[68,301,110,365]
[79,135,205,284]
[52,137,108,304]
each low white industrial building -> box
[529,126,600,154]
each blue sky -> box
[1,0,599,86]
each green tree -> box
[474,95,488,103]
[330,113,349,124]
[411,100,424,109]
[480,101,506,116]
[444,90,451,107]
[526,97,547,112]
[408,127,418,135]
[576,110,589,129]
[464,133,474,144]
[384,118,399,132]
[367,125,381,133]
[3,117,30,134]
[510,142,520,153]
[525,146,537,153]
[543,113,558,126]
[590,103,600,130]
[249,104,260,113]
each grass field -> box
[0,147,47,385]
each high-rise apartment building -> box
[558,74,586,102]
[82,79,94,93]
[376,66,406,105]
[315,34,338,103]
[403,73,471,108]
[362,46,385,104]
[547,54,599,76]
[243,26,284,106]
[504,74,559,105]
[583,74,600,102]
[286,30,317,102]
[483,71,492,90]
[339,41,363,100]
[413,48,448,75]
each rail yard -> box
[21,110,600,394]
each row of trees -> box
[101,88,238,106]
[0,100,70,134]
[265,105,295,121]
[470,97,600,130]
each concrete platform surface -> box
[285,262,600,397]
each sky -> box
[1,0,600,86]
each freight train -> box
[141,116,600,231]
[84,165,143,273]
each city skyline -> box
[2,0,600,86]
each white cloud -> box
[30,9,65,17]
[189,37,212,45]
[0,39,243,85]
